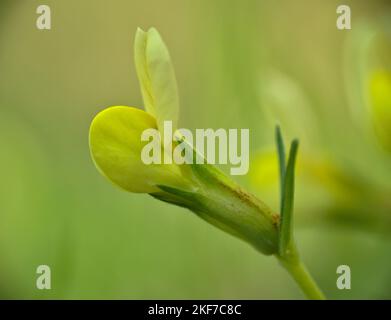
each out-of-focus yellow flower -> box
[369,70,391,149]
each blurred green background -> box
[0,0,391,299]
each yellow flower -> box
[87,28,326,300]
[89,27,279,256]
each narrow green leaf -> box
[279,139,299,256]
[275,125,286,213]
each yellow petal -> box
[134,28,179,133]
[89,106,187,193]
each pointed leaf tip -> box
[275,125,286,213]
[278,138,299,256]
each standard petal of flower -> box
[134,27,179,133]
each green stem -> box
[277,252,326,300]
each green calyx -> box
[151,159,280,256]
[148,134,279,255]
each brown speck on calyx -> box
[272,214,280,228]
